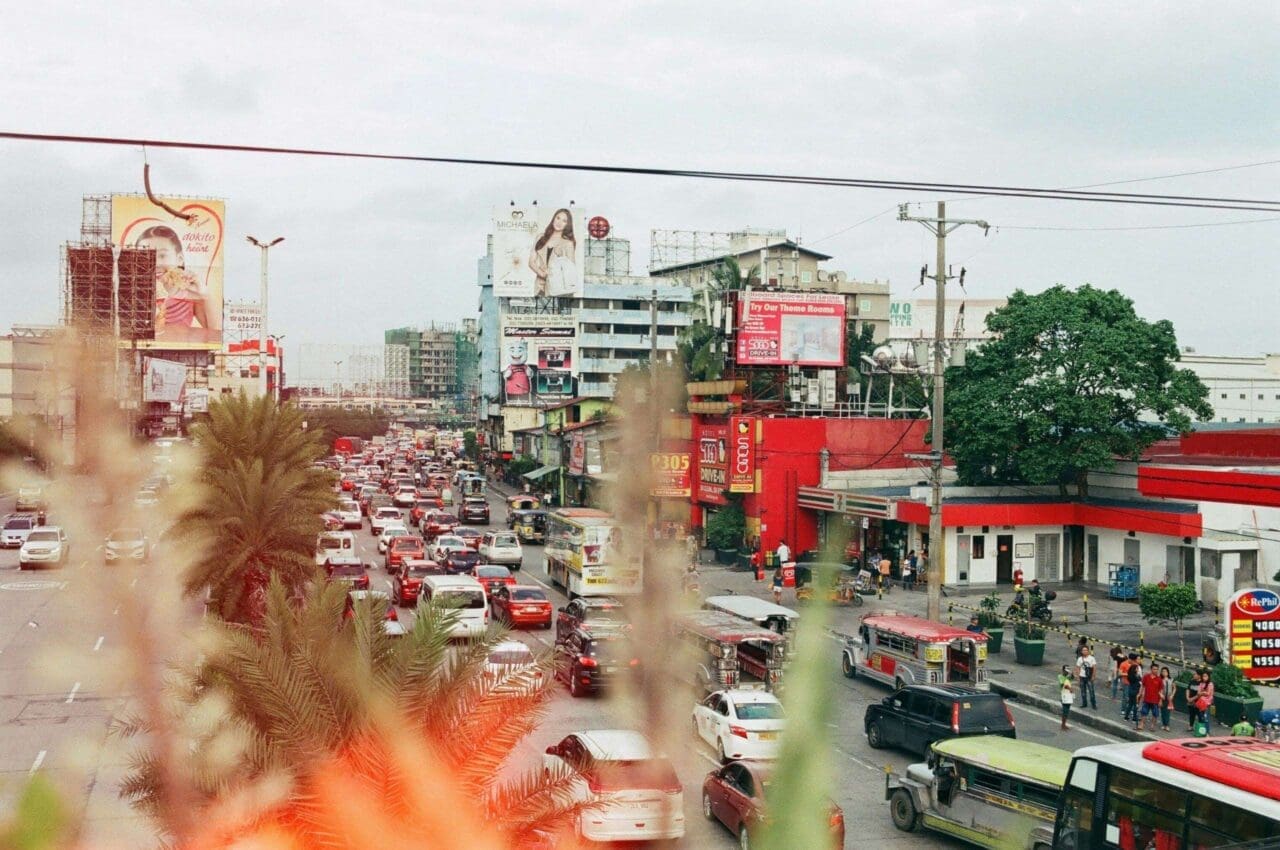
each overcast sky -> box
[2,2,1277,357]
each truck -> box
[333,436,365,456]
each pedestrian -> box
[772,568,783,605]
[1060,674,1074,731]
[1075,636,1089,658]
[776,538,791,566]
[1186,672,1203,731]
[1109,647,1124,701]
[1231,718,1255,737]
[1159,666,1175,732]
[966,615,985,635]
[1076,645,1098,710]
[1057,664,1074,690]
[906,550,918,590]
[1139,664,1164,732]
[1193,670,1215,730]
[1122,653,1142,722]
[900,558,913,591]
[878,554,892,593]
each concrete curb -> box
[989,681,1157,743]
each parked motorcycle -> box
[1006,590,1055,623]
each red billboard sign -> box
[1228,588,1280,681]
[728,417,755,493]
[735,292,846,366]
[695,426,728,505]
[650,452,691,498]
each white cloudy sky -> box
[2,2,1277,355]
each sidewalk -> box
[691,561,1263,743]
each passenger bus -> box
[841,613,989,691]
[1053,737,1280,849]
[543,508,641,597]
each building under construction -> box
[384,321,479,414]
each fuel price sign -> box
[1228,588,1280,681]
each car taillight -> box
[387,607,398,621]
[951,702,960,734]
[729,725,749,739]
[829,809,844,829]
[579,656,598,668]
[629,658,640,667]
[1004,704,1015,727]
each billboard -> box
[695,425,728,505]
[728,416,756,494]
[143,357,187,403]
[224,301,262,340]
[491,205,584,299]
[501,316,576,404]
[735,292,846,367]
[1228,588,1280,681]
[650,452,691,498]
[112,195,225,350]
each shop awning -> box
[522,464,560,481]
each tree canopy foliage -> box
[944,285,1211,497]
[303,407,392,449]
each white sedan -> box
[692,689,786,762]
[431,534,469,562]
[377,523,410,554]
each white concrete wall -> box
[1199,501,1279,585]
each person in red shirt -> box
[1138,663,1164,732]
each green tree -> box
[303,406,392,449]
[1138,582,1201,664]
[944,285,1211,497]
[463,428,479,462]
[119,577,587,847]
[178,392,335,623]
[680,257,761,383]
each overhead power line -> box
[2,131,1279,213]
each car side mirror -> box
[558,606,566,613]
[544,746,557,756]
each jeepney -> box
[507,494,541,514]
[510,509,547,543]
[673,610,787,694]
[841,612,989,691]
[702,595,800,655]
[885,736,1070,848]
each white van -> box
[419,575,489,638]
[315,531,356,567]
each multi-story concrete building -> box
[0,326,74,421]
[1178,351,1280,424]
[385,322,479,407]
[649,228,891,343]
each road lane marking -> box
[130,577,138,588]
[1008,702,1115,742]
[837,748,882,773]
[29,750,46,774]
[66,682,81,703]
[93,636,104,652]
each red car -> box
[453,527,484,551]
[385,535,424,571]
[392,559,446,606]
[489,584,553,629]
[421,511,458,542]
[702,760,844,848]
[472,564,516,595]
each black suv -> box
[554,626,639,698]
[864,685,1014,755]
[554,596,629,644]
[458,498,490,524]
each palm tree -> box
[680,257,761,383]
[177,392,335,623]
[119,577,589,848]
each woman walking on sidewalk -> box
[1159,667,1175,732]
[1186,673,1203,731]
[1108,647,1124,701]
[1193,670,1215,730]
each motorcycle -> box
[1006,590,1055,623]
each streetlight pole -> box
[899,203,990,621]
[333,360,343,399]
[246,236,284,400]
[269,335,286,403]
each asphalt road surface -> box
[0,485,1127,847]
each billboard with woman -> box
[112,195,224,349]
[491,205,584,299]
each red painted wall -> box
[1139,466,1280,509]
[895,499,1203,537]
[1179,428,1280,459]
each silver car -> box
[479,531,524,569]
[105,527,149,563]
[19,526,69,569]
[2,515,36,548]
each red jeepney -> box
[839,613,988,691]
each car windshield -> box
[383,526,407,536]
[109,529,143,542]
[340,502,359,512]
[476,566,510,578]
[958,698,1010,730]
[493,534,518,547]
[512,589,546,602]
[5,518,32,529]
[437,537,464,548]
[329,563,365,577]
[588,758,679,792]
[450,551,479,564]
[586,606,626,623]
[391,539,419,550]
[19,488,40,496]
[583,637,631,661]
[27,531,59,543]
[736,701,785,720]
[319,537,343,549]
[407,564,440,576]
[437,590,485,609]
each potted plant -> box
[1013,620,1046,666]
[705,502,745,566]
[977,592,1004,653]
[1210,663,1263,727]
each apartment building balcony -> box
[577,333,679,350]
[577,381,616,398]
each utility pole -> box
[649,286,659,535]
[246,236,284,400]
[899,202,990,621]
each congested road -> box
[0,479,1127,847]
